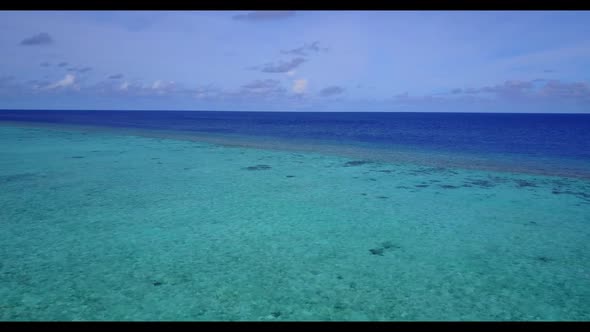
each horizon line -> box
[0,108,589,115]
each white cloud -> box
[152,80,162,90]
[46,74,76,90]
[293,79,307,94]
[120,81,130,91]
[286,70,296,77]
[150,80,176,94]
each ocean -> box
[0,110,589,320]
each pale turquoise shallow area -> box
[0,124,589,321]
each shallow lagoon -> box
[1,124,589,321]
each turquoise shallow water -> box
[1,124,589,321]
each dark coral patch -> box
[415,184,429,188]
[551,189,590,201]
[369,241,400,256]
[409,167,456,176]
[466,179,495,188]
[286,175,296,178]
[334,303,347,310]
[369,178,377,181]
[243,165,272,171]
[376,196,389,199]
[439,184,459,189]
[369,248,384,256]
[343,160,373,167]
[515,179,537,188]
[377,170,393,173]
[536,256,552,263]
[71,156,85,159]
[0,173,39,184]
[487,176,510,184]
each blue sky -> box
[1,10,589,112]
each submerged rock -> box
[243,164,272,171]
[536,256,552,263]
[369,248,384,256]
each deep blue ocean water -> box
[2,110,589,159]
[1,110,590,176]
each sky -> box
[0,10,589,112]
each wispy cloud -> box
[192,85,221,99]
[108,73,124,79]
[94,78,178,96]
[27,79,51,90]
[67,66,93,74]
[408,79,590,105]
[281,41,327,56]
[319,86,345,97]
[20,32,53,46]
[538,80,590,100]
[150,80,176,94]
[40,62,51,67]
[45,74,76,90]
[232,11,296,22]
[241,79,284,95]
[258,57,306,73]
[57,62,68,67]
[119,81,130,91]
[472,80,535,99]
